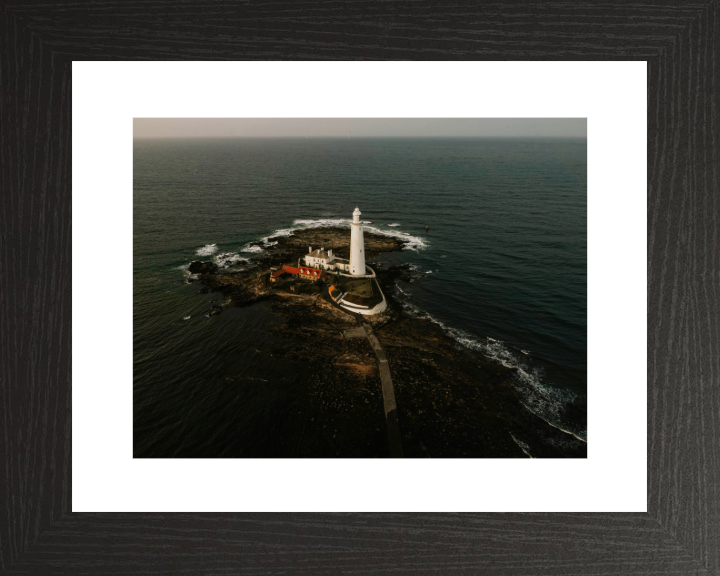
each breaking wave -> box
[257,218,427,251]
[241,244,264,253]
[214,252,248,268]
[184,246,253,270]
[392,281,586,442]
[189,245,253,268]
[388,223,401,227]
[196,244,218,256]
[176,263,200,281]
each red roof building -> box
[270,265,300,282]
[298,266,323,280]
[270,264,326,283]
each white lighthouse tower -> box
[349,206,366,276]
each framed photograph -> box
[131,118,589,462]
[3,2,717,574]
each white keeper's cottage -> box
[303,206,367,275]
[304,247,350,273]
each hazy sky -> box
[133,118,586,139]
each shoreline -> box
[187,227,587,458]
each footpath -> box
[323,285,404,457]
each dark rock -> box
[185,226,585,459]
[189,260,218,274]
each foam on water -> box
[365,224,427,250]
[259,219,427,251]
[196,244,218,256]
[509,433,533,458]
[292,218,347,228]
[259,227,296,241]
[214,252,248,267]
[388,223,401,227]
[241,244,265,253]
[392,280,586,442]
[177,264,200,282]
[458,334,586,442]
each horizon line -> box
[133,135,588,140]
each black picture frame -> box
[2,2,717,573]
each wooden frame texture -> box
[1,1,718,574]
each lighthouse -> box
[349,206,366,276]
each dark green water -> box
[134,137,587,456]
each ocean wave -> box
[196,243,218,256]
[520,399,587,443]
[187,245,253,268]
[177,263,199,281]
[391,281,586,442]
[214,252,248,267]
[366,225,426,250]
[259,227,297,240]
[259,218,427,251]
[241,244,264,253]
[393,283,429,317]
[388,223,401,227]
[292,218,347,228]
[457,334,586,442]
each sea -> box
[134,137,587,457]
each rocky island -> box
[186,226,587,459]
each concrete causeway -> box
[325,285,404,457]
[362,324,404,458]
